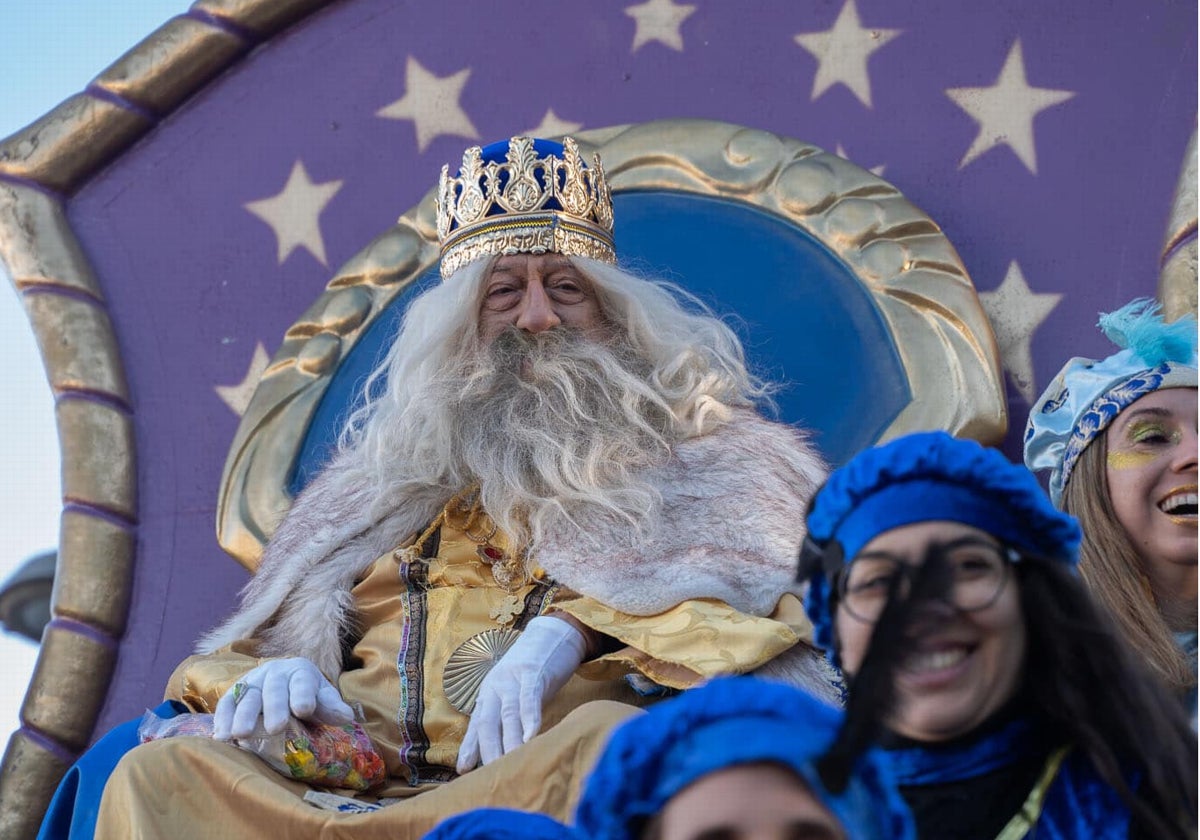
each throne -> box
[217,121,1007,570]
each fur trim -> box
[198,410,826,679]
[537,410,826,616]
[752,642,845,705]
[197,450,448,677]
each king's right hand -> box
[212,657,354,739]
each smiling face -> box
[655,763,845,840]
[1104,387,1198,577]
[477,253,604,343]
[834,521,1027,743]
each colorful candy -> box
[138,710,387,791]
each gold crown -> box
[435,136,616,279]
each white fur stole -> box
[198,410,829,684]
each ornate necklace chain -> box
[452,489,530,624]
[450,488,530,593]
[395,487,531,626]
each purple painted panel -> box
[65,0,1196,734]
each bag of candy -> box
[137,709,387,791]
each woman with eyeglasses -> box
[797,431,1196,840]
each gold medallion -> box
[443,628,522,714]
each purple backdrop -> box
[63,0,1196,734]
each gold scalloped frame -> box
[217,118,1010,571]
[0,2,335,836]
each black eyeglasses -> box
[836,537,1021,624]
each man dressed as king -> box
[91,137,837,838]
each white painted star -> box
[793,0,902,108]
[377,56,480,152]
[244,161,343,267]
[625,0,696,52]
[945,40,1075,174]
[215,342,271,416]
[835,143,886,177]
[525,108,584,138]
[979,261,1062,404]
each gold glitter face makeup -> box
[1103,389,1197,573]
[1106,449,1159,470]
[1107,417,1182,470]
[1127,420,1182,446]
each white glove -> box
[212,656,354,740]
[456,615,588,773]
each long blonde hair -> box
[1063,435,1194,693]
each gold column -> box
[0,2,341,837]
[1158,128,1197,321]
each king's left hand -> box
[456,614,588,773]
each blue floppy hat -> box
[423,808,579,840]
[798,431,1081,662]
[575,676,914,840]
[1024,298,1197,507]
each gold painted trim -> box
[192,0,333,36]
[0,2,341,837]
[0,180,136,840]
[216,118,1008,572]
[0,95,152,194]
[1158,127,1197,321]
[0,734,70,838]
[55,511,135,636]
[93,17,248,115]
[0,182,106,299]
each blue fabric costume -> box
[422,808,579,840]
[798,431,1143,839]
[881,716,1131,839]
[575,675,915,840]
[36,701,185,840]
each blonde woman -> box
[1025,299,1196,707]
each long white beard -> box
[437,327,676,552]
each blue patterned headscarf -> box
[799,431,1080,663]
[1024,298,1197,507]
[423,808,579,840]
[575,676,915,840]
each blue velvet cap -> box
[459,139,577,224]
[423,808,579,840]
[575,676,915,840]
[1024,298,1197,507]
[800,431,1081,658]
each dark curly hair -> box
[825,552,1197,840]
[1016,556,1196,839]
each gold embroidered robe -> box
[95,500,809,837]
